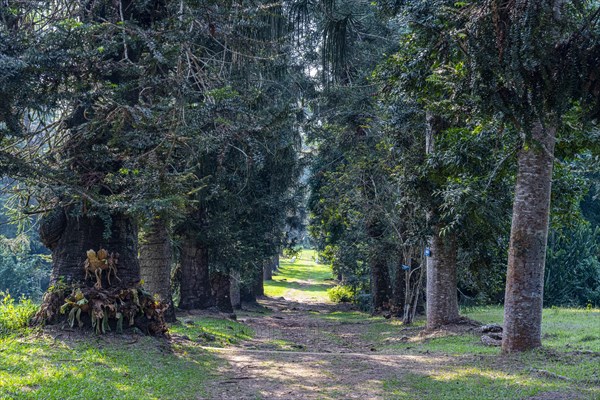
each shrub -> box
[327,285,355,303]
[0,292,37,336]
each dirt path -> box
[197,296,446,399]
[192,255,595,400]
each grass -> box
[376,306,600,399]
[264,249,335,302]
[0,295,231,399]
[0,334,216,400]
[383,369,565,400]
[2,255,599,399]
[169,315,254,346]
[0,292,37,337]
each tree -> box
[139,218,175,322]
[464,0,600,352]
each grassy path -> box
[264,249,335,303]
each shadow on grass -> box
[202,346,596,400]
[0,333,216,400]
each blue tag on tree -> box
[424,248,431,257]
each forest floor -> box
[185,251,600,400]
[1,251,599,399]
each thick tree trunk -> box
[263,259,273,281]
[41,209,140,287]
[426,225,459,329]
[502,122,556,353]
[371,256,391,313]
[253,265,264,297]
[35,209,157,328]
[139,218,175,322]
[230,270,241,310]
[424,111,459,329]
[211,271,233,313]
[179,235,213,310]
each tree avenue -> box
[0,0,599,360]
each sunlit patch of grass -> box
[0,334,216,399]
[312,311,377,323]
[461,305,600,352]
[380,307,600,398]
[383,367,587,400]
[169,316,254,346]
[264,249,335,302]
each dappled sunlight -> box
[206,348,450,399]
[0,334,215,400]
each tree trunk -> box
[424,111,459,329]
[253,265,264,297]
[41,209,140,287]
[263,259,273,281]
[371,256,391,313]
[426,225,459,329]
[211,271,233,313]
[502,122,556,353]
[139,218,175,322]
[179,235,213,310]
[230,270,241,310]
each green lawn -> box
[0,334,216,400]
[264,249,335,302]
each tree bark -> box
[426,226,459,329]
[253,265,264,297]
[424,111,460,329]
[502,122,556,353]
[263,258,273,281]
[179,234,213,310]
[211,271,233,313]
[230,270,241,310]
[139,218,175,322]
[40,209,140,288]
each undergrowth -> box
[0,292,37,336]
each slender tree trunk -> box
[426,226,459,329]
[41,209,140,287]
[179,235,213,309]
[211,271,233,313]
[502,121,556,353]
[139,218,175,322]
[230,270,241,310]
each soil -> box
[184,297,592,400]
[196,297,440,399]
